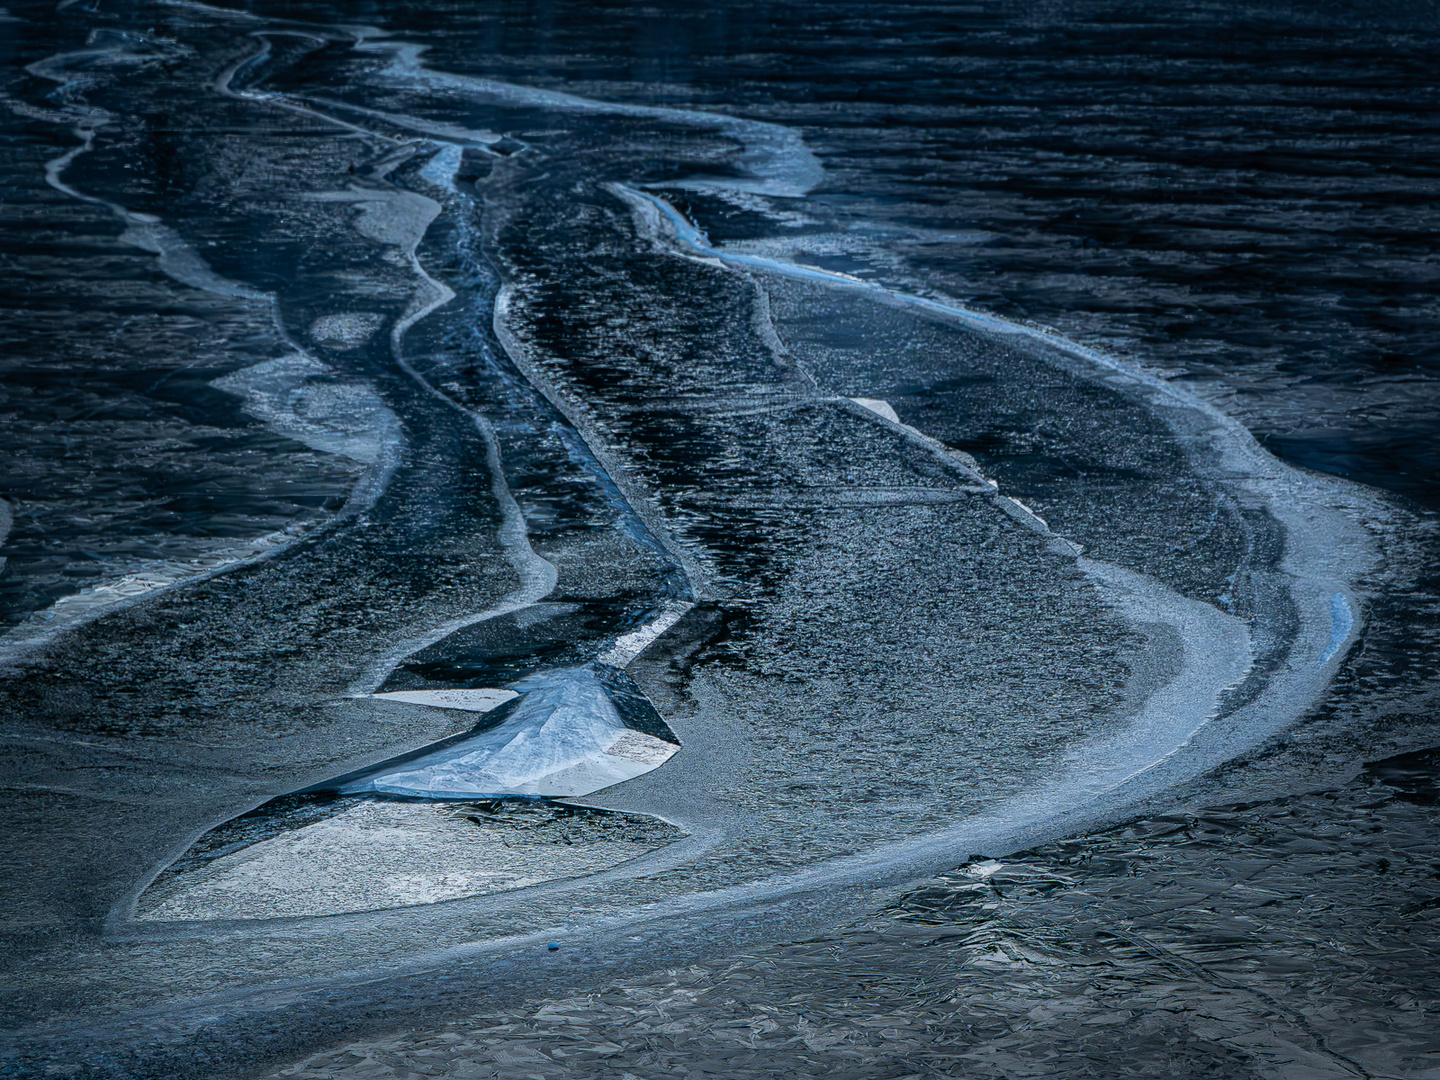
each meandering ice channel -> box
[0,4,1414,1074]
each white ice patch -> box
[310,312,385,349]
[370,688,519,713]
[213,354,399,465]
[305,184,442,250]
[418,142,464,191]
[603,729,679,766]
[850,397,900,424]
[964,860,1004,880]
[1319,592,1354,666]
[595,600,693,668]
[134,799,675,921]
[341,667,678,798]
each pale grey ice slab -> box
[309,312,386,349]
[340,667,679,798]
[136,799,682,921]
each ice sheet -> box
[136,799,682,921]
[369,42,824,197]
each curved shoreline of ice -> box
[19,0,1375,948]
[0,37,405,672]
[193,29,1374,855]
[587,185,1379,852]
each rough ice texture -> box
[0,3,1425,1063]
[138,799,683,921]
[264,762,1440,1079]
[309,312,386,349]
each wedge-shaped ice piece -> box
[369,688,518,713]
[338,667,678,798]
[135,798,685,921]
[850,396,901,424]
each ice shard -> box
[330,666,679,798]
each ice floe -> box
[309,311,386,349]
[333,666,679,799]
[850,397,901,424]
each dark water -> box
[0,1,1437,1077]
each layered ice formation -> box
[335,666,679,798]
[370,688,520,713]
[1,6,1426,1069]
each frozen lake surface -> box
[0,0,1437,1076]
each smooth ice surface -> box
[1321,592,1355,666]
[369,688,519,713]
[339,667,679,798]
[850,397,901,424]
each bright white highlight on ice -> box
[342,668,678,798]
